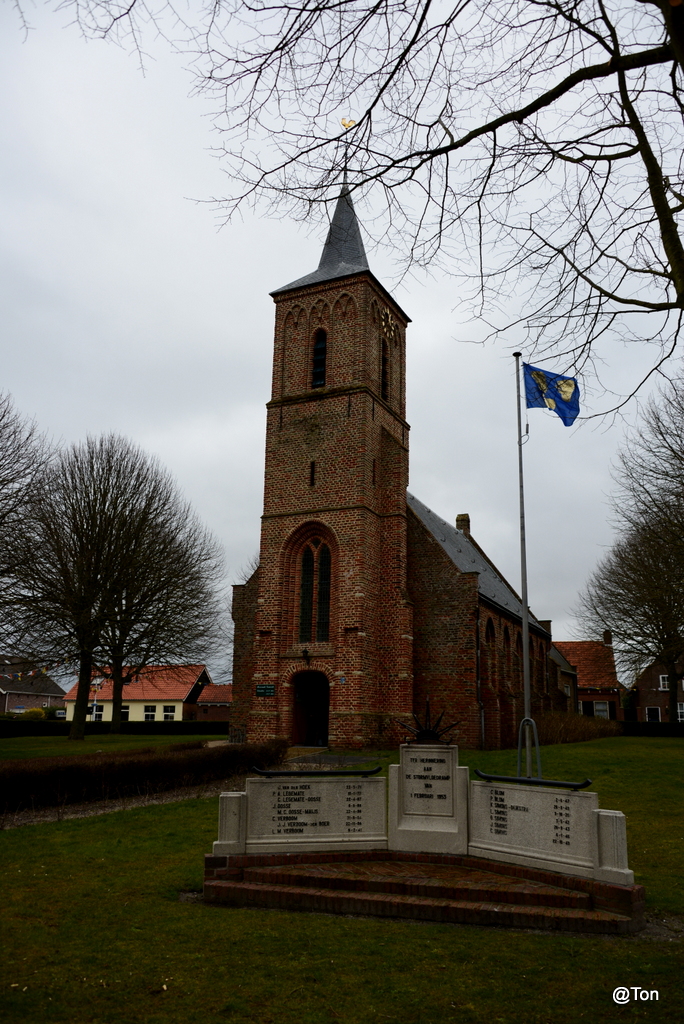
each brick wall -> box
[406,508,558,750]
[231,567,260,734]
[2,691,65,714]
[634,661,683,722]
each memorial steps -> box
[204,851,645,934]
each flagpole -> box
[513,353,532,776]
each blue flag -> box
[523,363,580,426]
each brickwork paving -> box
[204,850,645,934]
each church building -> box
[231,189,567,749]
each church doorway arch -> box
[292,671,330,746]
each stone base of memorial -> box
[388,744,468,854]
[204,849,645,933]
[468,781,634,885]
[213,776,387,856]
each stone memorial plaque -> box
[402,748,454,816]
[244,776,387,853]
[388,745,468,855]
[469,781,599,876]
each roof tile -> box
[197,683,233,705]
[62,665,210,702]
[554,642,620,689]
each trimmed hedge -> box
[0,738,288,813]
[0,721,239,738]
[534,712,622,746]
[622,722,684,737]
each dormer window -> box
[312,329,327,388]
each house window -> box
[144,705,156,722]
[678,703,684,723]
[298,540,332,643]
[646,706,661,722]
[564,684,571,696]
[581,701,594,717]
[163,705,175,721]
[92,703,103,722]
[594,701,609,720]
[311,329,327,388]
[120,705,130,722]
[659,675,669,690]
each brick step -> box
[204,878,635,934]
[242,861,592,909]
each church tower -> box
[232,188,413,747]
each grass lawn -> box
[0,737,682,1024]
[0,734,229,761]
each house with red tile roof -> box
[195,682,234,721]
[62,665,216,723]
[554,632,626,720]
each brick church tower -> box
[231,187,414,747]
[232,187,564,750]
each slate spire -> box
[270,185,370,295]
[317,185,369,275]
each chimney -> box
[603,629,613,646]
[456,513,470,537]
[538,620,552,635]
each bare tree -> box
[578,377,684,720]
[578,525,684,723]
[0,393,48,598]
[6,434,225,739]
[613,375,684,535]
[33,1,684,401]
[236,553,260,585]
[95,473,226,733]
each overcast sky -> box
[0,6,663,671]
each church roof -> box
[271,189,411,320]
[270,184,412,318]
[271,187,370,295]
[407,492,547,632]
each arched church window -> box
[316,545,331,641]
[381,339,389,400]
[515,633,523,685]
[484,618,496,688]
[503,627,511,678]
[299,547,314,641]
[312,329,327,388]
[298,541,332,642]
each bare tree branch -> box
[21,0,684,400]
